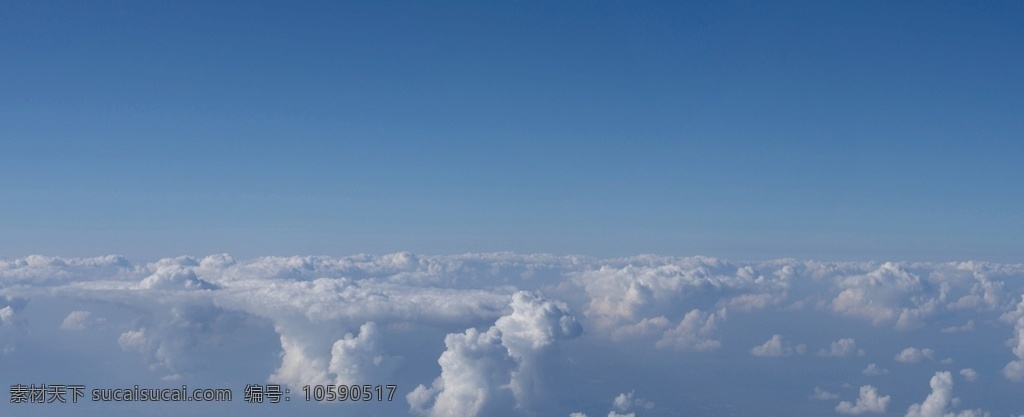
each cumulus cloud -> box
[750,334,805,357]
[836,385,890,415]
[1005,316,1024,382]
[407,291,581,417]
[496,292,583,410]
[609,316,671,341]
[819,338,865,357]
[811,387,840,400]
[407,326,514,417]
[655,309,724,352]
[612,390,654,412]
[829,263,932,329]
[863,363,890,376]
[4,253,1024,415]
[960,369,979,382]
[573,256,787,347]
[59,310,94,331]
[0,305,14,326]
[905,372,953,417]
[138,263,217,290]
[589,390,654,417]
[328,322,399,385]
[0,296,29,354]
[945,265,1006,311]
[895,347,935,364]
[118,328,147,352]
[1004,360,1024,382]
[941,320,975,333]
[905,371,990,417]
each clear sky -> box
[2,1,1022,262]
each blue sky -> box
[2,1,1022,262]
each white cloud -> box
[946,267,1006,311]
[895,347,935,364]
[905,372,954,417]
[829,263,933,329]
[328,321,399,385]
[811,387,839,400]
[750,334,805,357]
[4,253,1024,415]
[0,306,14,326]
[1005,316,1024,382]
[947,410,991,417]
[905,371,990,417]
[118,328,147,352]
[836,385,890,415]
[612,390,654,412]
[138,264,217,290]
[406,326,514,417]
[819,338,865,357]
[496,292,583,410]
[960,368,979,382]
[1002,295,1024,324]
[59,310,93,331]
[655,309,723,352]
[565,391,654,417]
[609,316,671,341]
[941,320,975,333]
[830,287,895,325]
[1004,360,1024,382]
[407,291,581,417]
[863,363,890,376]
[572,256,788,346]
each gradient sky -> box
[2,1,1022,262]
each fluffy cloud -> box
[750,334,805,357]
[895,347,935,364]
[59,310,94,331]
[1004,316,1024,382]
[118,328,147,352]
[0,296,29,355]
[572,256,788,346]
[407,326,514,417]
[655,309,724,352]
[612,390,654,413]
[407,291,581,417]
[139,262,217,290]
[819,338,865,357]
[863,363,890,376]
[811,387,840,400]
[403,325,507,417]
[829,263,926,328]
[836,385,890,414]
[1004,360,1024,382]
[905,371,990,417]
[0,305,14,326]
[328,322,399,385]
[4,253,1024,415]
[496,292,582,410]
[960,369,979,382]
[941,320,975,333]
[905,372,953,417]
[568,391,654,417]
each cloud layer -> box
[3,253,1024,416]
